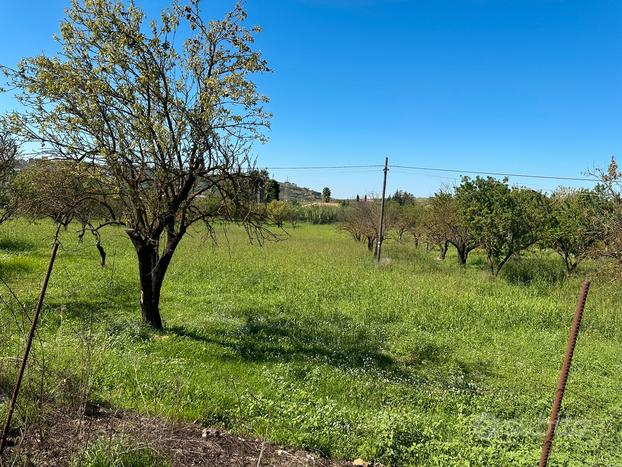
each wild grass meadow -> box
[0,220,620,465]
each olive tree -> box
[2,0,270,329]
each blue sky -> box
[1,0,621,198]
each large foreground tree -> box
[2,0,270,329]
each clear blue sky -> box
[1,0,621,198]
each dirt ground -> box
[3,404,357,466]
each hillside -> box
[279,181,322,203]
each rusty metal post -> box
[0,241,60,455]
[538,279,590,467]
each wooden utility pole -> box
[0,241,59,455]
[375,157,389,263]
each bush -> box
[299,204,343,224]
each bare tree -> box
[341,200,397,251]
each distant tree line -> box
[341,172,621,276]
[3,144,621,279]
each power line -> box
[262,163,599,182]
[263,164,383,170]
[386,165,598,182]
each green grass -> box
[71,437,169,467]
[0,220,621,465]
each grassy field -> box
[0,220,620,465]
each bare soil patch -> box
[4,404,353,466]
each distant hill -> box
[280,181,322,203]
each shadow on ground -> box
[0,238,36,253]
[168,310,405,377]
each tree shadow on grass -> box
[0,258,36,280]
[41,280,139,333]
[168,310,407,378]
[501,257,567,286]
[0,238,36,253]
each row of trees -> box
[341,177,618,276]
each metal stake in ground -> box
[538,279,590,467]
[375,157,389,263]
[0,241,60,455]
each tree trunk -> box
[130,231,183,330]
[457,245,468,266]
[438,240,449,260]
[135,242,164,329]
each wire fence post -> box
[538,279,590,467]
[0,241,60,455]
[375,157,389,263]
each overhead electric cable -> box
[390,165,598,182]
[262,163,599,182]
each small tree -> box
[266,200,288,228]
[393,202,422,244]
[0,127,18,224]
[390,189,416,206]
[10,159,112,264]
[10,159,110,227]
[589,156,622,267]
[266,179,280,202]
[427,191,477,265]
[3,0,270,329]
[322,187,331,203]
[421,195,451,260]
[544,188,609,272]
[456,177,549,275]
[341,200,397,251]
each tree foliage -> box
[423,191,477,264]
[266,200,288,227]
[389,189,416,206]
[322,186,331,203]
[456,177,549,275]
[265,179,280,202]
[544,188,609,272]
[590,156,622,267]
[393,201,422,243]
[0,126,18,224]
